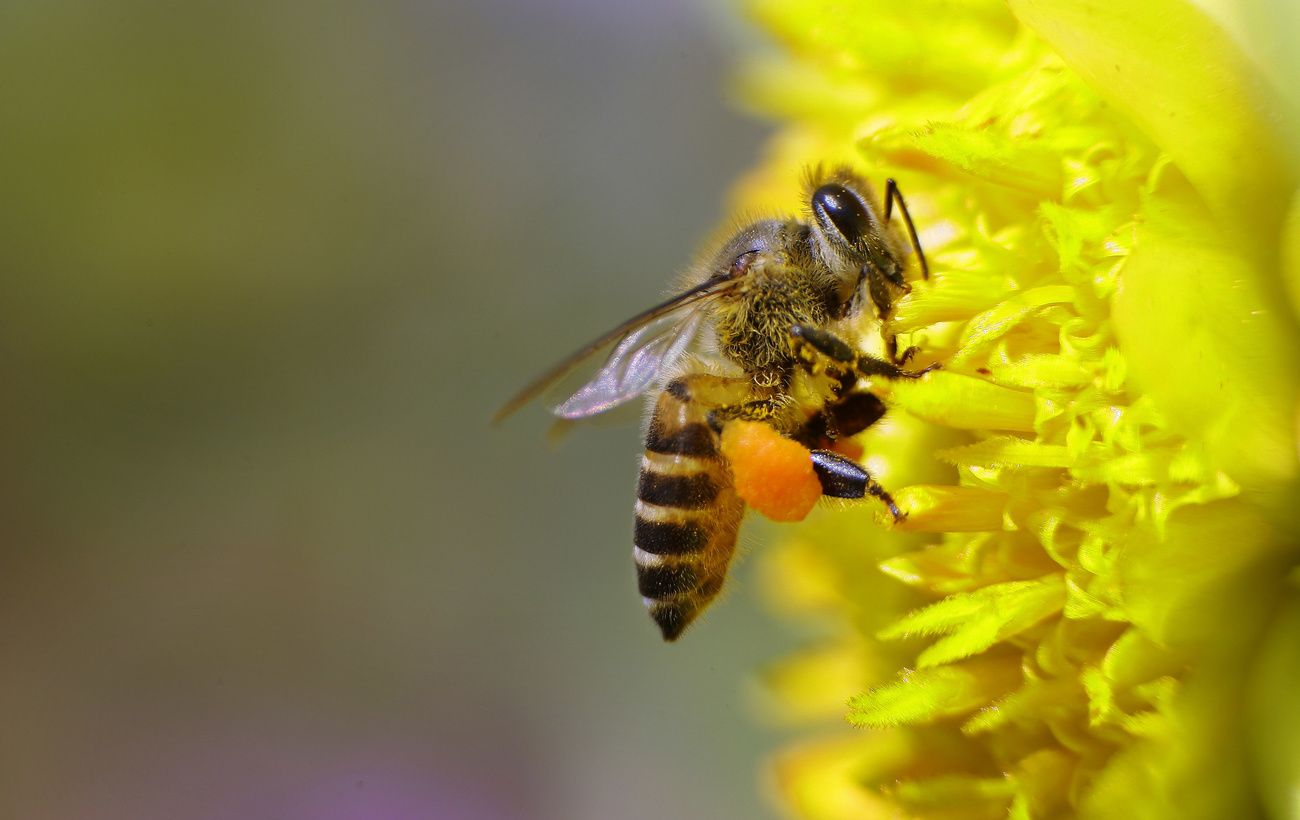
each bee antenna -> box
[883,179,929,280]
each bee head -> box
[803,167,913,314]
[810,182,877,255]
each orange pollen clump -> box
[720,421,821,522]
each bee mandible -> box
[495,168,939,640]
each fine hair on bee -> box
[495,166,938,641]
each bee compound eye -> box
[812,184,870,243]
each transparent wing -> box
[554,309,704,418]
[492,278,731,425]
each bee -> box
[495,168,939,641]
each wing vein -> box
[491,277,734,424]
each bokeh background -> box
[0,1,805,817]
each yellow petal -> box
[877,371,1036,432]
[1248,579,1300,820]
[753,640,879,725]
[1006,0,1297,246]
[1282,188,1300,327]
[883,485,1010,532]
[1111,183,1300,522]
[1116,498,1284,647]
[847,656,1023,727]
[767,733,915,820]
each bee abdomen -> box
[634,557,697,598]
[633,512,710,555]
[643,574,725,640]
[645,420,717,458]
[634,376,747,641]
[637,471,720,510]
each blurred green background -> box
[0,1,798,817]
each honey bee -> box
[495,168,939,640]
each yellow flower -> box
[732,0,1300,817]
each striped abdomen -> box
[634,376,746,641]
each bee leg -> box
[791,324,940,381]
[830,391,887,438]
[791,391,887,451]
[887,334,921,366]
[809,449,905,521]
[704,396,781,432]
[866,270,920,366]
[866,265,900,319]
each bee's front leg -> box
[809,449,904,521]
[887,334,921,366]
[790,324,939,381]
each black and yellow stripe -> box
[633,375,746,641]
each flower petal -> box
[1006,0,1297,245]
[1111,183,1300,521]
[1247,580,1300,820]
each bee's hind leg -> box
[704,396,783,432]
[809,449,904,521]
[791,324,939,381]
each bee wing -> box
[554,309,704,418]
[492,278,728,424]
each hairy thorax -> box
[709,260,834,388]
